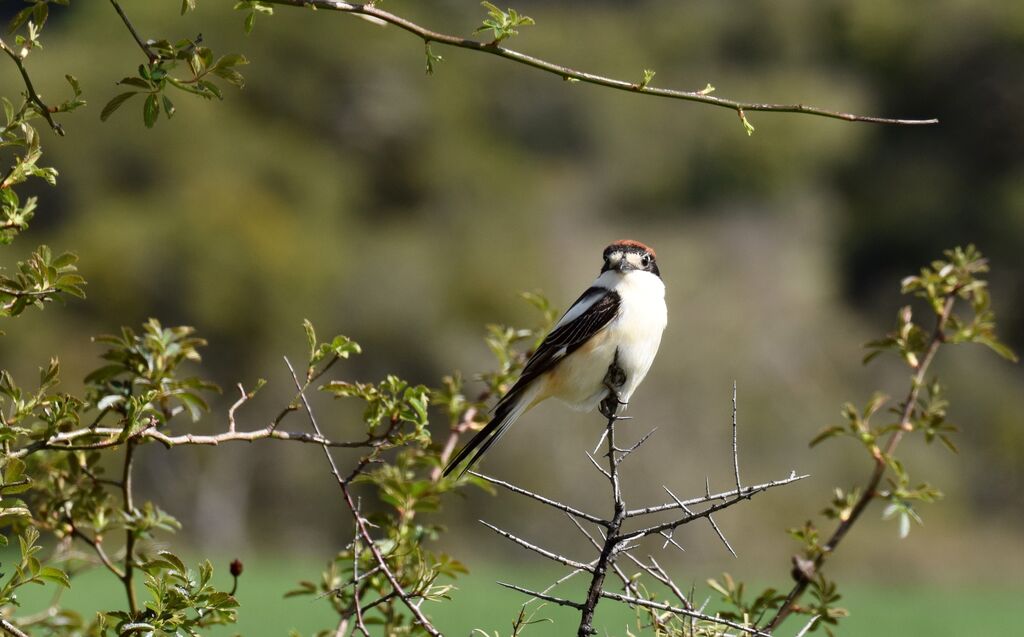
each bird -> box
[443,240,667,477]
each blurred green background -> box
[2,1,1022,635]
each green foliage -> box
[8,0,70,33]
[707,573,786,625]
[234,1,274,35]
[86,318,219,424]
[285,300,555,635]
[639,69,656,89]
[1,69,83,243]
[0,246,84,319]
[424,42,443,76]
[761,245,1017,635]
[738,110,755,137]
[99,553,238,635]
[809,246,1015,545]
[475,2,535,44]
[0,527,70,609]
[102,47,249,128]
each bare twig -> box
[496,581,583,610]
[350,500,370,637]
[795,615,819,637]
[470,471,608,526]
[263,1,938,127]
[13,419,379,459]
[764,295,958,631]
[0,618,30,637]
[616,427,657,462]
[618,473,807,544]
[732,381,741,493]
[645,555,693,610]
[108,0,157,62]
[625,471,807,518]
[599,590,772,637]
[480,520,595,572]
[583,451,611,480]
[68,527,124,579]
[665,486,736,558]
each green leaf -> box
[100,92,137,122]
[143,93,160,128]
[118,77,152,90]
[162,95,176,119]
[639,68,656,89]
[976,336,1018,362]
[739,110,756,136]
[809,426,844,447]
[38,566,71,588]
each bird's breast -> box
[605,271,667,401]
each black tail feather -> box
[442,396,519,478]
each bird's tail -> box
[442,384,539,478]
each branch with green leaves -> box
[257,0,938,134]
[0,293,559,635]
[727,245,1018,636]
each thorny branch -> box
[763,294,958,631]
[263,0,938,127]
[487,377,803,636]
[576,408,626,637]
[471,470,607,526]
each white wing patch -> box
[554,286,609,329]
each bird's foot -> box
[600,351,630,420]
[599,392,630,420]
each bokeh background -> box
[1,1,1022,635]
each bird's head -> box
[601,240,659,277]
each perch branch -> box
[576,408,626,636]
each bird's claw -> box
[599,392,629,420]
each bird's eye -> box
[640,254,651,267]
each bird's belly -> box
[542,302,665,411]
[605,298,666,403]
[544,329,620,411]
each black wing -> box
[502,287,621,401]
[442,287,621,477]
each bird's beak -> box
[614,257,633,272]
